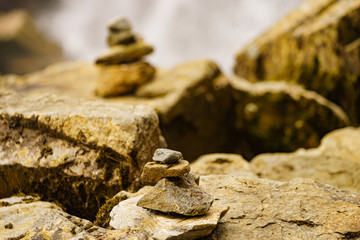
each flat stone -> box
[141,159,190,185]
[110,194,228,240]
[95,42,154,65]
[108,17,131,33]
[0,91,164,220]
[95,61,155,97]
[200,175,360,239]
[107,31,136,46]
[137,174,213,216]
[251,127,360,193]
[152,148,183,163]
[0,195,151,240]
[191,153,256,177]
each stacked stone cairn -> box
[94,17,155,97]
[137,148,214,216]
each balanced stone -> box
[153,148,183,164]
[137,174,213,216]
[141,159,190,185]
[95,42,153,65]
[108,17,131,33]
[107,31,136,46]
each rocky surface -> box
[152,148,183,164]
[0,9,62,74]
[0,195,152,240]
[251,127,360,193]
[0,91,164,220]
[110,194,228,240]
[200,175,360,240]
[230,76,350,157]
[234,0,360,122]
[191,153,256,177]
[141,160,190,185]
[138,174,213,216]
[95,61,155,97]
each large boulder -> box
[234,0,360,122]
[251,127,360,193]
[0,59,232,161]
[0,91,164,220]
[200,175,360,239]
[230,77,349,158]
[0,195,152,240]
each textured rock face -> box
[251,127,360,193]
[0,9,62,74]
[234,0,360,122]
[110,194,228,240]
[230,77,349,158]
[200,175,360,240]
[137,175,213,216]
[141,160,190,185]
[0,91,164,220]
[191,153,256,177]
[95,62,155,97]
[0,195,152,240]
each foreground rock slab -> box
[251,127,360,193]
[234,0,360,122]
[0,195,152,240]
[110,194,228,240]
[200,175,360,239]
[138,174,213,216]
[0,91,164,220]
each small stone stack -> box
[94,17,155,97]
[137,148,213,216]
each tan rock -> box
[107,31,136,46]
[107,17,131,33]
[141,159,190,185]
[191,153,256,177]
[230,76,349,158]
[234,0,360,122]
[95,62,155,97]
[110,194,228,240]
[0,195,152,240]
[95,42,153,65]
[0,91,164,220]
[251,127,360,193]
[200,175,360,239]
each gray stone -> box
[0,91,164,220]
[200,175,360,240]
[152,148,183,163]
[108,17,131,33]
[137,174,213,216]
[110,193,228,240]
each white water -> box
[36,0,303,73]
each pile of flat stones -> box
[137,148,214,216]
[94,17,155,97]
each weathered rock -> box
[200,175,360,239]
[137,174,213,216]
[0,9,62,74]
[110,194,228,240]
[0,91,164,220]
[141,159,190,185]
[234,0,360,122]
[95,62,155,97]
[108,17,131,33]
[251,127,360,193]
[152,148,183,164]
[95,42,154,65]
[230,76,349,158]
[107,31,136,46]
[191,153,256,177]
[0,60,232,161]
[0,195,152,240]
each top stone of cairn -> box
[152,148,183,164]
[108,17,131,33]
